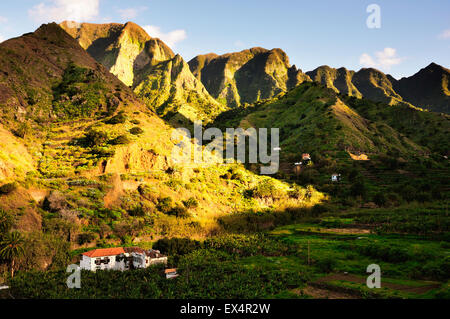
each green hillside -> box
[0,24,323,279]
[60,21,225,123]
[213,82,424,160]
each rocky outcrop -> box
[189,47,311,107]
[134,54,226,123]
[393,63,450,114]
[60,21,174,87]
[60,21,224,122]
[307,64,450,113]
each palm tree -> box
[0,231,25,278]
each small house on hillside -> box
[302,154,312,165]
[165,268,179,279]
[331,173,341,182]
[123,247,168,269]
[80,247,167,272]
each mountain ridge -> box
[60,21,224,123]
[307,63,449,113]
[188,47,311,107]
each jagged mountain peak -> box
[394,62,449,113]
[306,66,361,98]
[306,63,449,113]
[60,21,224,123]
[60,21,175,87]
[189,47,310,107]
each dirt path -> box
[292,286,357,299]
[316,273,440,294]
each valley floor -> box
[5,202,449,299]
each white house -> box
[124,247,168,269]
[80,247,168,272]
[331,173,342,182]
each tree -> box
[0,231,25,278]
[0,209,14,238]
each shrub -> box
[311,204,328,216]
[220,172,232,179]
[0,209,14,235]
[78,232,96,245]
[128,206,146,217]
[348,169,360,182]
[157,197,173,214]
[399,185,416,202]
[373,192,387,207]
[288,185,306,200]
[183,197,199,209]
[356,242,409,263]
[138,184,157,202]
[252,179,283,199]
[90,146,115,158]
[0,182,17,195]
[105,113,126,124]
[83,129,109,147]
[13,122,31,138]
[109,135,130,145]
[43,191,67,212]
[153,238,203,255]
[315,256,337,273]
[350,180,366,197]
[130,127,144,135]
[169,205,191,218]
[385,192,401,206]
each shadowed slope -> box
[189,47,311,107]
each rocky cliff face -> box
[307,66,403,105]
[393,63,450,114]
[189,47,311,107]
[307,64,450,113]
[60,21,174,87]
[134,54,227,123]
[60,21,223,122]
[306,66,362,98]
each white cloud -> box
[438,29,450,39]
[117,7,147,21]
[359,47,403,70]
[0,16,8,23]
[28,0,100,23]
[143,25,187,47]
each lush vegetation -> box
[52,62,111,119]
[1,72,449,300]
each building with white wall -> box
[80,247,167,272]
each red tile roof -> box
[165,268,177,274]
[82,247,125,258]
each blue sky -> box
[0,0,449,78]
